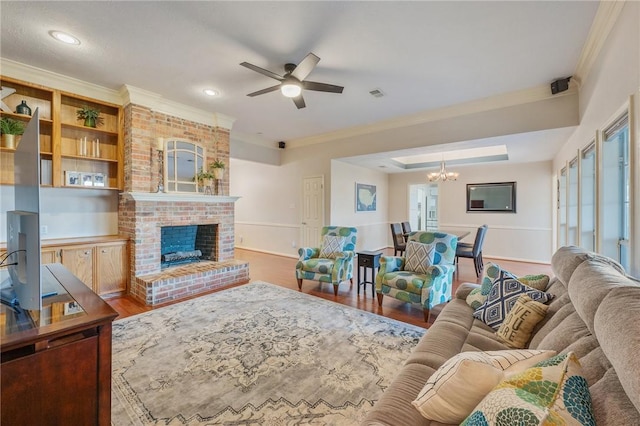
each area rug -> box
[111,281,426,425]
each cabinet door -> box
[96,243,127,296]
[61,247,94,289]
[41,249,57,264]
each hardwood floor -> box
[106,248,552,328]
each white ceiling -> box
[0,1,599,170]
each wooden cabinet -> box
[44,236,129,297]
[0,76,123,190]
[96,243,128,296]
[40,248,57,264]
[1,264,118,426]
[61,246,95,290]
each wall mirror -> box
[466,182,516,213]
[164,139,205,193]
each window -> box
[601,113,630,269]
[580,142,596,251]
[567,158,578,245]
[558,167,567,247]
[164,140,205,193]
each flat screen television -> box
[3,109,42,311]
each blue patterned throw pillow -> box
[473,278,554,330]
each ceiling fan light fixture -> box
[281,80,302,98]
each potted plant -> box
[210,159,225,180]
[76,106,104,128]
[0,117,25,149]
[194,167,215,192]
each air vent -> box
[369,88,385,98]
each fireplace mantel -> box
[122,192,240,203]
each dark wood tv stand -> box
[1,263,118,426]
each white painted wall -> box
[0,186,118,242]
[330,160,389,252]
[552,1,640,276]
[388,161,553,263]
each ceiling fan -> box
[240,52,344,109]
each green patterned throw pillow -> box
[403,241,435,274]
[462,352,596,426]
[319,235,346,259]
[466,288,485,310]
[518,274,551,291]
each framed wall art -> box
[356,183,377,212]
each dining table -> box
[403,229,470,241]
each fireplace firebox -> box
[160,224,217,269]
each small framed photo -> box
[63,301,83,315]
[82,173,94,187]
[93,173,105,187]
[65,171,81,186]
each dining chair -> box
[401,221,412,237]
[455,225,488,277]
[390,223,406,256]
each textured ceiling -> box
[0,1,598,167]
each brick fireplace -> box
[117,99,249,305]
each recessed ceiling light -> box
[203,89,219,96]
[49,31,81,45]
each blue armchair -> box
[376,231,458,322]
[296,226,358,296]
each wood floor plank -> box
[106,248,552,328]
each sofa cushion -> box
[412,350,555,423]
[462,352,596,426]
[473,278,553,330]
[495,294,549,348]
[404,241,435,274]
[593,285,640,414]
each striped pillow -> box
[412,349,556,423]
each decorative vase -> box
[15,100,32,116]
[213,168,224,180]
[84,117,96,128]
[1,134,16,149]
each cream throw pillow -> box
[496,294,549,348]
[412,349,556,423]
[318,235,346,259]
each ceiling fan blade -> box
[291,53,320,81]
[292,95,306,109]
[240,62,284,81]
[303,81,344,94]
[246,84,281,97]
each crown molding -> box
[230,129,278,149]
[120,85,236,130]
[287,83,577,149]
[0,58,235,130]
[572,1,625,87]
[0,58,122,104]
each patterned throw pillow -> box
[412,349,556,424]
[496,294,549,349]
[462,352,596,426]
[518,274,551,291]
[403,241,435,274]
[473,278,554,330]
[318,235,346,259]
[466,288,485,310]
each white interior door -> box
[302,176,324,248]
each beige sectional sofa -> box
[363,246,640,425]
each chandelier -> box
[427,160,459,182]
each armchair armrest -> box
[297,247,320,261]
[378,256,404,274]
